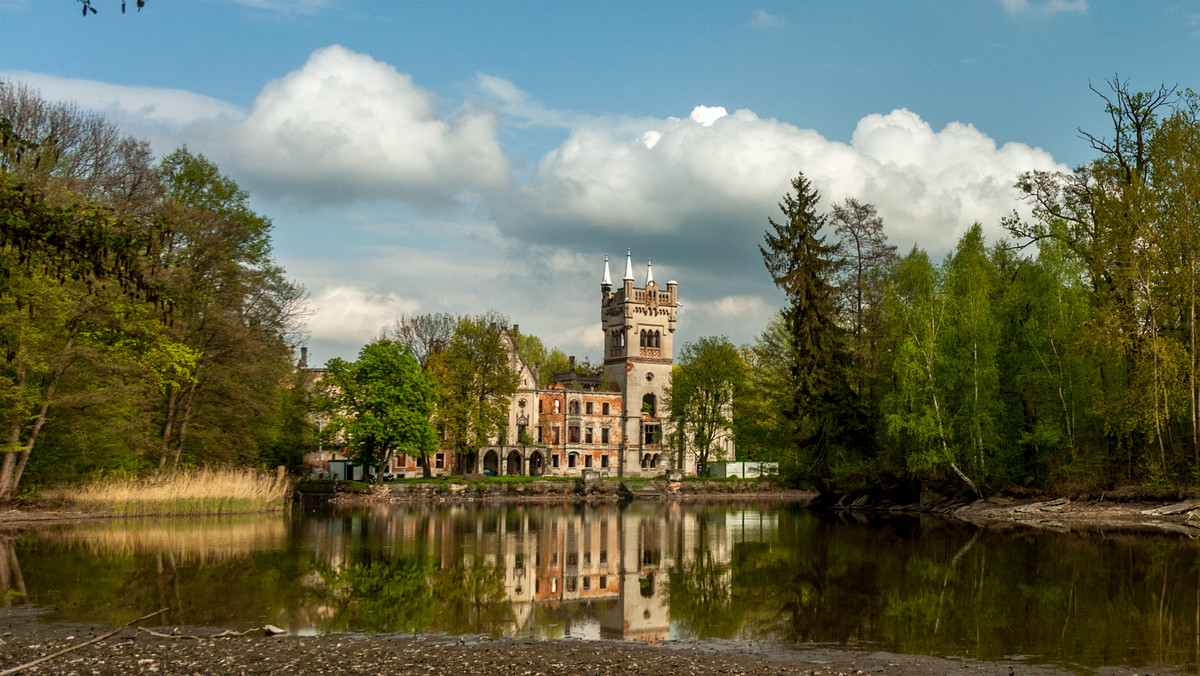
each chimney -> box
[569,355,576,371]
[299,346,308,368]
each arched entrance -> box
[529,451,544,476]
[483,450,499,475]
[506,450,523,476]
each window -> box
[642,394,656,417]
[585,455,593,468]
[601,427,610,444]
[566,577,577,592]
[644,424,660,445]
[553,400,560,414]
[599,575,607,589]
[552,454,560,468]
[568,425,580,443]
[553,427,561,444]
[585,401,594,415]
[653,330,661,348]
[601,454,609,468]
[602,402,610,415]
[569,400,580,415]
[568,453,578,468]
[583,576,591,590]
[585,428,593,443]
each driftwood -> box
[0,607,168,676]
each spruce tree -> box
[760,172,849,491]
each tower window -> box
[642,393,656,417]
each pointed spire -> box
[602,254,612,286]
[623,248,634,281]
[646,258,654,285]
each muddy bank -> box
[0,608,1156,676]
[298,478,811,505]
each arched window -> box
[641,393,656,417]
[653,330,661,348]
[639,329,647,347]
[568,400,580,415]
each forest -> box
[0,81,310,499]
[744,80,1200,496]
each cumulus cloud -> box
[1000,0,1087,15]
[506,103,1065,262]
[307,285,420,344]
[228,45,509,206]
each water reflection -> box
[10,504,1200,671]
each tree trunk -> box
[169,380,201,470]
[159,385,179,469]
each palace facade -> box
[318,251,731,479]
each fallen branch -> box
[0,607,168,676]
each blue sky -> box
[3,0,1199,365]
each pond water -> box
[3,501,1199,672]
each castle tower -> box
[601,250,677,476]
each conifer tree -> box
[760,172,849,490]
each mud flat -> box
[0,608,1159,676]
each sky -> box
[3,0,1200,367]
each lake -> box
[3,501,1198,672]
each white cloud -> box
[307,285,420,344]
[699,295,772,320]
[1000,0,1088,15]
[227,45,509,206]
[508,102,1065,260]
[751,9,785,28]
[0,71,242,127]
[229,0,330,13]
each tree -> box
[760,172,850,491]
[882,246,980,497]
[942,224,1000,483]
[429,313,519,476]
[830,197,898,400]
[387,313,455,369]
[154,147,305,469]
[668,336,745,477]
[317,340,438,476]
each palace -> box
[317,251,730,480]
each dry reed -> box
[45,468,293,517]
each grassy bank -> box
[42,468,293,517]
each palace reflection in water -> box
[302,503,771,642]
[8,503,1200,672]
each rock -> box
[263,625,286,636]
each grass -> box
[43,468,294,517]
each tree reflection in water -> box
[8,503,1200,671]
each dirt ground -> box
[0,610,1178,676]
[2,497,1199,675]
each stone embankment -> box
[295,476,810,505]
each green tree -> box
[154,147,305,469]
[942,224,1000,482]
[760,172,850,490]
[318,340,438,476]
[668,336,745,477]
[429,313,519,475]
[738,315,802,462]
[882,247,980,496]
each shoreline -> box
[6,492,1200,534]
[0,609,1174,676]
